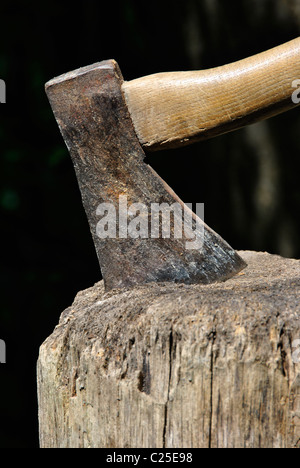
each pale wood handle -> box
[122,37,300,151]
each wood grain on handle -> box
[122,37,300,151]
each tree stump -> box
[37,251,300,448]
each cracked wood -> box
[37,251,300,448]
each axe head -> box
[45,60,246,291]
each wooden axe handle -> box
[122,37,300,151]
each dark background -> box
[0,0,299,448]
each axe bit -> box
[45,38,300,291]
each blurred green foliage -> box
[0,0,300,448]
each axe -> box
[46,37,300,291]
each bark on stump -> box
[37,251,300,448]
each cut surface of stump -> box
[37,251,300,448]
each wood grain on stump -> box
[37,251,300,448]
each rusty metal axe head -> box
[45,37,300,292]
[46,60,247,291]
